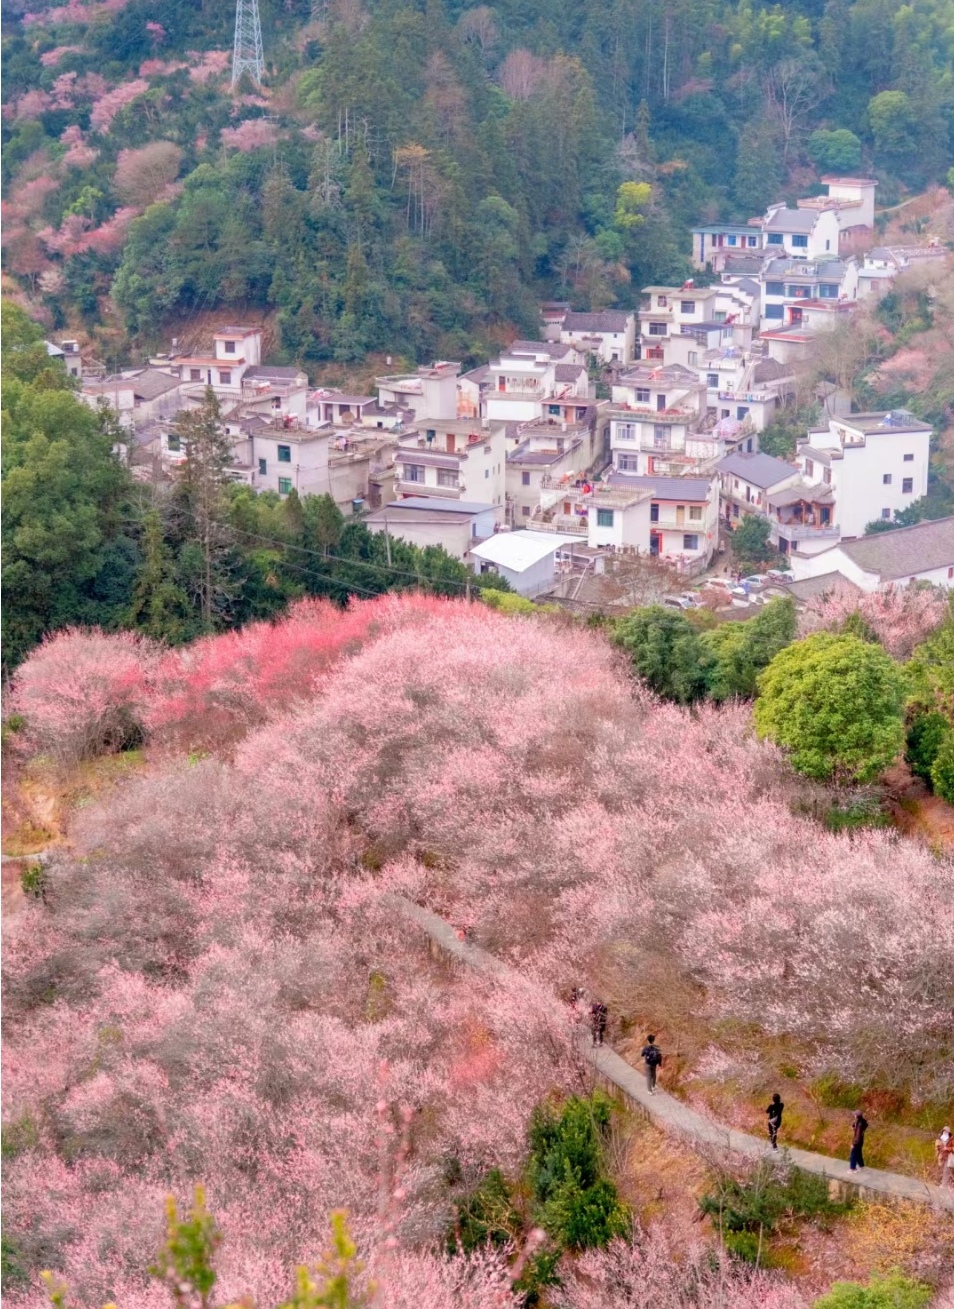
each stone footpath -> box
[396,896,954,1214]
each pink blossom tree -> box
[219,119,280,152]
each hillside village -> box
[58,174,954,605]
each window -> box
[683,534,699,551]
[576,407,588,421]
[687,351,698,366]
[521,471,531,486]
[618,453,639,471]
[190,369,202,382]
[903,453,914,462]
[167,433,181,452]
[823,468,831,485]
[727,235,737,246]
[766,281,785,297]
[278,477,292,495]
[258,457,267,475]
[825,240,831,251]
[484,468,489,478]
[881,508,891,519]
[805,459,814,478]
[714,310,727,323]
[653,425,668,447]
[949,567,953,579]
[689,506,702,520]
[736,407,749,421]
[635,388,650,403]
[521,505,531,517]
[657,295,667,307]
[597,508,614,527]
[437,468,458,487]
[548,404,561,416]
[902,477,914,493]
[426,428,436,439]
[788,286,809,299]
[767,233,783,245]
[883,473,892,485]
[792,234,808,248]
[224,340,236,353]
[219,370,231,385]
[650,503,659,522]
[748,236,758,247]
[404,464,425,482]
[649,322,667,336]
[819,283,839,299]
[680,301,695,314]
[272,397,282,409]
[732,504,740,518]
[616,423,636,442]
[765,304,784,319]
[707,373,719,388]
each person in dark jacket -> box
[590,1002,607,1047]
[849,1110,868,1170]
[766,1093,784,1149]
[641,1035,663,1093]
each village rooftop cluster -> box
[55,176,954,602]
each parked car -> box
[702,577,734,593]
[662,595,698,610]
[740,574,767,590]
[766,568,796,583]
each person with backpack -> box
[766,1093,784,1150]
[590,1001,607,1047]
[641,1035,663,1093]
[849,1109,868,1171]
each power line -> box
[230,526,479,594]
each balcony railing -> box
[770,520,839,540]
[608,406,695,423]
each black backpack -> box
[645,1044,662,1066]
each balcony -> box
[608,406,694,424]
[393,478,461,497]
[770,519,839,542]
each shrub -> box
[905,711,951,782]
[813,1270,932,1309]
[528,1092,629,1251]
[700,1160,847,1259]
[930,734,954,803]
[613,606,707,704]
[11,627,156,766]
[450,1168,521,1254]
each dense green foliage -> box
[754,633,908,783]
[905,710,952,781]
[613,597,796,705]
[4,0,954,359]
[700,1161,847,1265]
[730,514,779,572]
[930,733,954,803]
[812,1271,933,1309]
[1,303,139,667]
[527,1092,629,1251]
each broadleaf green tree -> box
[754,633,907,783]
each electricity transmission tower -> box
[231,0,264,87]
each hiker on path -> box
[766,1093,784,1150]
[641,1034,663,1094]
[936,1126,952,1187]
[590,1001,607,1047]
[849,1109,868,1171]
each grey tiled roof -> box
[717,451,798,488]
[562,311,631,332]
[834,516,954,580]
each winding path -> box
[396,896,954,1214]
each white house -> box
[169,325,262,402]
[762,203,841,261]
[376,361,461,423]
[717,451,801,527]
[393,419,507,507]
[690,224,763,270]
[605,471,720,569]
[507,410,605,524]
[224,415,331,498]
[760,256,858,326]
[794,410,932,540]
[608,363,708,476]
[81,368,184,431]
[470,529,582,597]
[559,310,636,365]
[364,497,498,560]
[240,364,309,424]
[484,341,588,424]
[789,517,954,592]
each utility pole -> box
[232,0,264,87]
[383,517,392,567]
